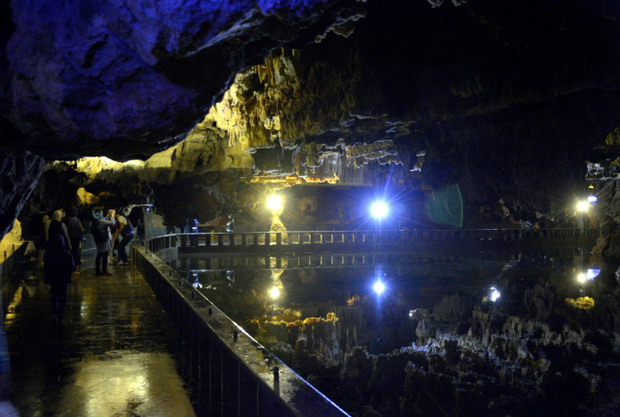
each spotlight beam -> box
[371,201,388,219]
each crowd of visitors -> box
[27,206,136,277]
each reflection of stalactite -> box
[333,306,365,352]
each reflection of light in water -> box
[373,280,386,295]
[269,286,280,299]
[482,287,501,303]
[269,268,285,300]
[490,287,501,302]
[270,268,285,280]
[347,295,360,306]
[79,353,194,417]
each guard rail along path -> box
[146,227,599,254]
[131,244,350,417]
[135,227,597,415]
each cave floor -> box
[3,250,196,417]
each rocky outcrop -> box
[3,0,619,235]
[0,151,46,237]
[3,0,366,161]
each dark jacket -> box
[48,219,71,248]
[44,236,75,285]
[64,215,85,239]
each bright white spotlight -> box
[587,195,597,204]
[373,280,386,295]
[269,286,280,299]
[267,195,283,212]
[371,201,389,219]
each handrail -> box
[132,245,350,417]
[146,227,599,253]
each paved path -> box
[4,251,196,417]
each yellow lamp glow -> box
[267,195,283,212]
[576,201,589,212]
[577,273,587,284]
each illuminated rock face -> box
[1,0,620,236]
[4,0,365,160]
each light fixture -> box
[370,201,388,219]
[576,201,590,212]
[373,280,386,295]
[267,195,283,212]
[577,273,587,284]
[586,268,600,280]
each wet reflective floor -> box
[4,252,196,417]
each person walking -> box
[91,209,115,276]
[64,206,85,268]
[112,211,134,266]
[44,235,75,322]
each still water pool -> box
[164,239,620,417]
[167,245,594,354]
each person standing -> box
[31,208,48,270]
[44,235,75,322]
[91,209,115,276]
[64,206,85,268]
[112,211,134,266]
[47,210,72,253]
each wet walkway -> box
[4,251,196,417]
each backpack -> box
[91,219,107,243]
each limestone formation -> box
[0,0,618,237]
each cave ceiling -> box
[1,0,620,235]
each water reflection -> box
[168,243,618,416]
[168,247,598,355]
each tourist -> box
[30,208,48,270]
[91,209,115,276]
[47,210,71,253]
[44,235,75,322]
[112,211,134,266]
[64,206,85,268]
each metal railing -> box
[131,245,349,417]
[146,227,599,253]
